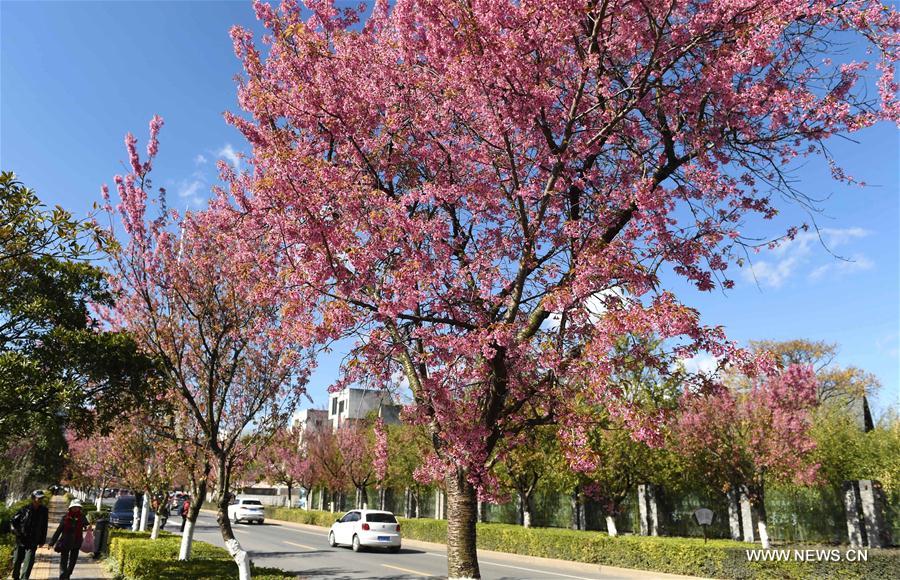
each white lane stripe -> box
[423,552,597,580]
[283,540,318,550]
[381,563,432,577]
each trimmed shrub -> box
[263,507,900,579]
[105,529,296,579]
[264,507,340,528]
[0,533,15,578]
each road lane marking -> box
[478,560,597,579]
[283,540,318,550]
[423,552,596,580]
[233,528,250,534]
[381,563,432,577]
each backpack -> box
[11,506,31,538]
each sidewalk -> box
[26,496,111,580]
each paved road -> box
[168,512,692,579]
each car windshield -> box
[113,497,135,511]
[365,513,397,523]
[241,500,263,506]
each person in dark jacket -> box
[50,499,90,580]
[10,490,49,580]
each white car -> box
[328,509,401,552]
[227,498,265,524]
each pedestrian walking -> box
[180,497,191,532]
[152,495,169,531]
[10,490,49,580]
[49,499,91,580]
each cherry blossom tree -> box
[226,0,897,575]
[101,118,312,579]
[675,364,820,548]
[64,431,118,508]
[259,427,318,507]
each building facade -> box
[328,387,401,429]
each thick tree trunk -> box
[445,470,480,579]
[96,480,105,510]
[379,487,386,510]
[287,484,292,506]
[404,487,411,519]
[131,493,141,531]
[414,490,420,519]
[606,515,618,537]
[570,488,585,531]
[302,487,310,510]
[150,508,162,540]
[517,491,533,528]
[727,488,742,541]
[215,458,250,580]
[754,489,770,549]
[139,490,150,531]
[179,473,208,561]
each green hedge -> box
[106,529,295,579]
[262,507,899,579]
[0,534,14,578]
[264,507,341,528]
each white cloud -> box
[217,144,241,169]
[808,254,874,281]
[175,178,206,207]
[876,333,899,359]
[194,154,208,166]
[680,352,720,376]
[742,227,872,288]
[177,179,203,198]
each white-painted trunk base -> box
[606,515,618,537]
[179,519,195,560]
[226,537,251,580]
[523,510,532,528]
[131,504,140,531]
[150,514,161,540]
[139,494,150,531]
[758,521,770,549]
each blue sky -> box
[2,1,897,415]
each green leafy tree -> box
[0,172,155,482]
[496,427,565,528]
[384,423,432,518]
[749,339,879,425]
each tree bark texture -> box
[445,470,480,579]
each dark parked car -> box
[109,495,155,529]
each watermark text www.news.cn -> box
[746,549,868,562]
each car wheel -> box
[328,531,337,547]
[232,514,239,525]
[352,535,363,552]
